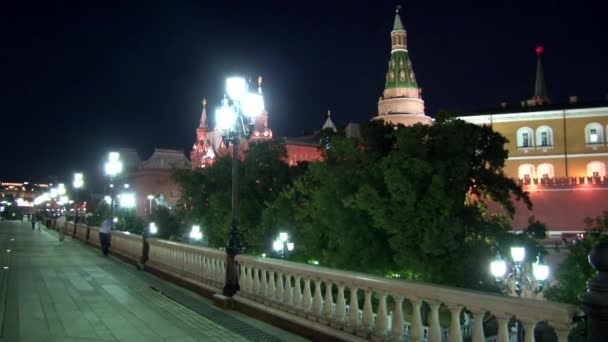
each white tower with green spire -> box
[373,6,432,126]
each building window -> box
[537,163,555,179]
[585,123,604,144]
[535,125,553,147]
[590,129,598,143]
[518,164,535,179]
[516,127,534,148]
[587,161,606,177]
[522,133,530,147]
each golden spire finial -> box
[202,98,207,108]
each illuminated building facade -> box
[458,48,608,236]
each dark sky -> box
[1,0,606,182]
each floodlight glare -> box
[226,77,247,101]
[279,232,288,242]
[241,93,264,117]
[490,259,507,278]
[119,193,136,208]
[149,222,158,235]
[190,225,202,240]
[57,184,66,195]
[105,152,123,176]
[286,242,295,251]
[73,173,84,189]
[273,240,283,252]
[215,106,237,131]
[533,262,550,281]
[510,247,526,262]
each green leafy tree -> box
[150,206,182,240]
[263,120,533,289]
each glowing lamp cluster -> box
[215,77,265,132]
[73,173,84,189]
[105,152,123,177]
[119,193,136,208]
[490,246,550,282]
[272,232,295,254]
[190,225,203,240]
[149,222,158,235]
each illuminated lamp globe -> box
[215,106,236,131]
[272,240,283,252]
[279,232,288,242]
[533,262,550,281]
[226,77,247,101]
[286,242,295,251]
[490,259,507,278]
[241,93,265,117]
[510,246,526,262]
[149,222,158,235]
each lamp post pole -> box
[217,76,265,297]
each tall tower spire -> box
[199,98,207,128]
[533,46,550,105]
[373,6,431,127]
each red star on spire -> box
[535,46,543,55]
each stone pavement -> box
[0,220,309,342]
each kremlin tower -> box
[373,6,432,126]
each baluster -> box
[374,291,388,338]
[391,295,404,340]
[496,315,510,342]
[260,269,269,298]
[267,271,276,300]
[253,268,261,295]
[448,305,463,342]
[361,290,373,332]
[242,266,250,293]
[238,264,247,293]
[471,309,486,342]
[323,282,334,320]
[284,274,293,306]
[293,275,303,308]
[302,278,312,311]
[522,320,537,342]
[410,298,424,342]
[554,326,570,342]
[276,271,284,302]
[348,287,360,329]
[312,279,323,317]
[427,301,442,342]
[335,284,346,324]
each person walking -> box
[31,213,37,230]
[57,214,67,241]
[99,218,113,256]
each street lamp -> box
[104,152,123,219]
[215,76,265,297]
[189,225,202,242]
[490,246,550,342]
[272,231,295,258]
[73,173,84,223]
[147,195,155,217]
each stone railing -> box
[517,176,608,186]
[146,239,226,293]
[87,226,101,247]
[234,255,579,342]
[73,223,88,241]
[110,231,143,262]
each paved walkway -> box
[0,220,309,342]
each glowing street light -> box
[104,152,123,177]
[272,231,294,258]
[190,225,202,241]
[73,173,84,189]
[149,222,158,235]
[216,76,266,297]
[119,193,136,208]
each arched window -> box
[518,164,535,179]
[587,161,606,177]
[535,125,554,147]
[537,163,555,178]
[585,123,604,144]
[516,127,534,148]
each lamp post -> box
[272,232,295,258]
[104,152,123,220]
[73,173,84,223]
[147,195,155,218]
[490,246,550,342]
[216,76,265,297]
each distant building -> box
[117,148,189,217]
[458,47,608,237]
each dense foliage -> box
[174,120,537,290]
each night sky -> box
[1,0,606,182]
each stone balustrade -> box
[73,223,88,240]
[87,226,101,247]
[110,230,143,262]
[234,255,579,342]
[146,239,226,293]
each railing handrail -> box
[110,230,142,241]
[236,254,579,325]
[147,238,226,257]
